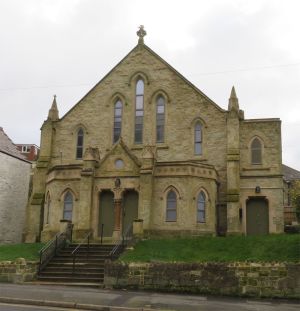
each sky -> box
[0,0,299,170]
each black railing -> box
[72,231,92,273]
[100,223,104,244]
[38,223,73,274]
[109,224,133,260]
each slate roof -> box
[0,127,29,162]
[283,164,300,181]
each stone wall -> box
[0,153,31,244]
[104,261,300,299]
[0,259,38,283]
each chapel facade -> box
[24,27,284,242]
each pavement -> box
[0,283,299,311]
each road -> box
[0,283,299,311]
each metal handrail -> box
[109,223,133,260]
[38,223,73,274]
[72,231,92,273]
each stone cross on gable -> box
[137,25,146,44]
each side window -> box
[166,190,177,222]
[76,128,84,159]
[251,138,262,164]
[63,191,73,221]
[45,193,51,224]
[197,191,206,223]
[134,79,144,144]
[156,96,165,143]
[113,100,122,143]
[194,122,202,155]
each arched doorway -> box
[122,190,139,235]
[246,197,269,235]
[99,190,114,238]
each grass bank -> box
[0,243,43,261]
[120,234,300,262]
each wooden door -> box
[99,191,114,237]
[246,198,269,235]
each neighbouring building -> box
[283,164,300,225]
[25,27,284,242]
[0,127,31,244]
[16,144,40,162]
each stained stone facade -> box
[24,28,283,242]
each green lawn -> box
[120,234,300,262]
[0,243,44,261]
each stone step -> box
[37,276,103,283]
[26,281,104,288]
[39,271,104,278]
[44,266,104,272]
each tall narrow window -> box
[197,191,206,223]
[251,138,262,164]
[156,96,165,143]
[76,128,84,159]
[45,193,51,224]
[166,190,177,222]
[135,79,144,144]
[113,100,122,143]
[63,191,73,221]
[194,122,202,155]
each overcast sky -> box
[0,0,299,170]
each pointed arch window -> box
[76,128,84,159]
[251,138,262,164]
[135,79,144,144]
[45,193,51,224]
[156,96,165,143]
[63,191,73,221]
[197,191,206,223]
[113,100,122,143]
[166,190,177,222]
[194,122,202,155]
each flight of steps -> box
[37,243,120,287]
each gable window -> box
[63,191,73,221]
[76,128,84,159]
[113,100,123,143]
[156,96,165,143]
[251,138,262,164]
[134,79,144,144]
[166,190,177,222]
[197,191,206,223]
[194,122,202,155]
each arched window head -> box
[251,138,262,164]
[197,191,206,223]
[135,79,144,144]
[76,128,84,159]
[166,190,177,222]
[194,122,202,155]
[156,96,165,143]
[63,191,73,221]
[113,100,122,143]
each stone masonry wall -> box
[0,259,38,283]
[105,261,300,299]
[0,153,31,244]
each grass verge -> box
[120,234,300,262]
[0,243,44,261]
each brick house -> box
[0,127,31,244]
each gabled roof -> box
[60,42,225,121]
[0,127,30,162]
[283,164,300,181]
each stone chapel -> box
[25,27,284,242]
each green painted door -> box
[123,190,139,235]
[99,191,114,237]
[246,198,269,235]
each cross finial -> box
[137,25,146,44]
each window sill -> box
[131,145,143,150]
[242,167,270,171]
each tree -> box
[290,180,300,220]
